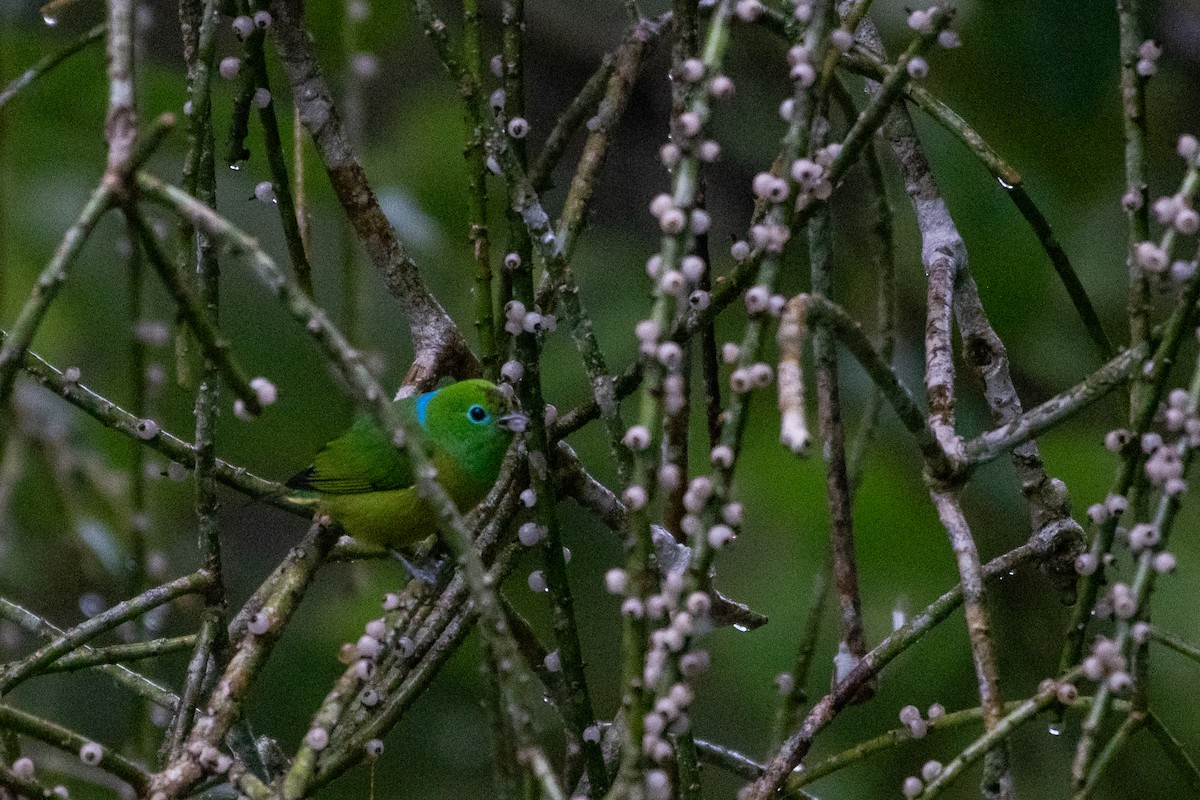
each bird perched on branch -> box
[287,379,527,552]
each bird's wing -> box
[286,414,414,494]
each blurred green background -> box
[1,0,1200,797]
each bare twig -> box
[807,202,870,688]
[0,570,211,693]
[743,524,1074,798]
[0,23,104,112]
[149,520,338,799]
[268,0,475,387]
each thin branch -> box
[929,489,1011,799]
[965,340,1147,464]
[807,202,870,686]
[771,565,829,749]
[0,597,179,710]
[38,634,197,673]
[1119,0,1152,376]
[267,0,475,387]
[841,46,1114,361]
[0,23,105,112]
[840,79,896,488]
[528,55,617,191]
[0,704,151,792]
[0,184,114,404]
[149,520,338,799]
[1145,712,1200,792]
[1074,709,1145,800]
[1149,625,1200,664]
[0,571,211,693]
[789,695,1104,792]
[132,214,263,415]
[779,294,946,470]
[238,16,314,296]
[103,0,138,178]
[742,525,1074,798]
[7,332,307,514]
[916,672,1080,798]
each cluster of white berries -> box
[640,675,697,764]
[190,740,234,775]
[666,476,743,550]
[502,299,557,336]
[604,562,714,749]
[636,573,706,762]
[1140,428,1189,495]
[786,42,816,89]
[903,3,963,73]
[744,221,791,254]
[234,376,279,421]
[791,143,840,209]
[648,194,712,241]
[1135,135,1200,281]
[897,702,941,740]
[660,371,685,415]
[1136,39,1162,78]
[902,758,946,798]
[518,520,547,547]
[1085,493,1129,526]
[1082,415,1191,577]
[743,285,787,318]
[729,361,774,394]
[1081,636,1134,694]
[333,614,393,692]
[1149,194,1200,236]
[1038,676,1080,707]
[231,11,272,41]
[905,6,944,36]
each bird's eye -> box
[467,404,490,424]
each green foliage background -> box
[1,1,1199,797]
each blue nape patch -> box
[415,389,439,427]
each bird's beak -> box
[498,412,529,433]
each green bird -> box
[287,379,526,551]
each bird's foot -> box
[393,549,452,590]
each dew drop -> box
[229,163,242,171]
[43,14,58,26]
[997,177,1015,190]
[733,623,749,632]
[1047,722,1064,736]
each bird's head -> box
[417,378,528,439]
[415,379,526,485]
